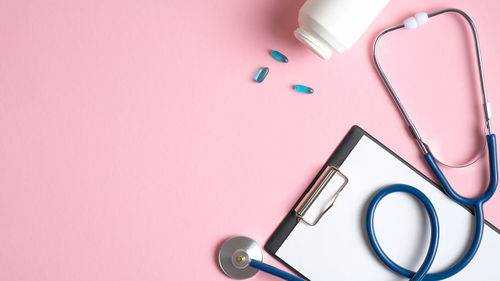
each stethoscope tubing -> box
[425,134,498,205]
[249,259,306,281]
[366,135,497,280]
[366,184,440,281]
[369,7,499,280]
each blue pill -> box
[294,85,314,94]
[253,67,269,83]
[271,50,288,63]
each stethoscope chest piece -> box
[218,236,263,279]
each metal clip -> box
[295,166,348,226]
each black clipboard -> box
[264,125,500,280]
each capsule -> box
[253,67,269,83]
[294,85,314,94]
[271,50,288,63]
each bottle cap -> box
[294,28,334,60]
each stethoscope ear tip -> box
[218,236,263,279]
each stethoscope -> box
[218,8,498,281]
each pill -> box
[271,50,288,63]
[294,85,314,94]
[253,67,269,83]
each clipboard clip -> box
[295,166,348,226]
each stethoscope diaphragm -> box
[218,236,263,279]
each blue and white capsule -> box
[253,67,269,83]
[294,85,314,94]
[271,50,288,63]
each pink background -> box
[1,0,500,280]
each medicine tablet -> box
[271,50,288,63]
[253,67,269,83]
[294,85,314,94]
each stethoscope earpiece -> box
[218,236,263,279]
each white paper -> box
[275,136,500,280]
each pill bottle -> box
[295,0,390,60]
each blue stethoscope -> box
[218,8,498,281]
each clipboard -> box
[265,126,500,281]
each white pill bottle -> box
[295,0,390,60]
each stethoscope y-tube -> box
[369,8,498,281]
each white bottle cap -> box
[294,28,334,60]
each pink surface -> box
[1,0,500,280]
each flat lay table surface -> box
[1,0,500,280]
